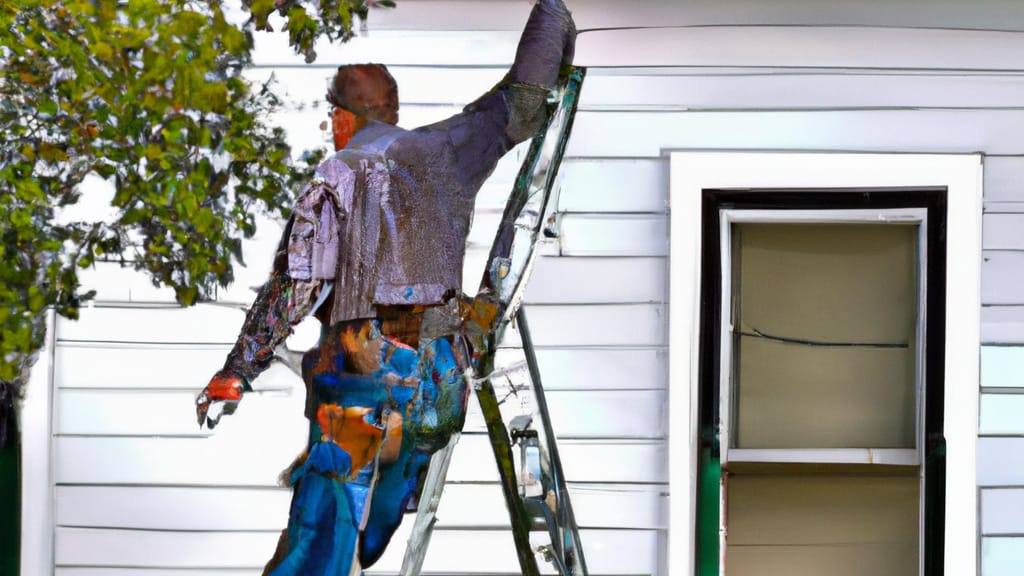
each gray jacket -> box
[288,0,576,325]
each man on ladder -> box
[194,1,576,574]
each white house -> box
[19,1,1024,575]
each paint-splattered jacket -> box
[222,0,576,384]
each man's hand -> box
[196,370,248,430]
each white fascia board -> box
[668,152,982,576]
[575,26,1024,71]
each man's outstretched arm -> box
[196,216,325,429]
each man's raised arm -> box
[436,0,575,194]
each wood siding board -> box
[255,65,1024,113]
[978,438,1024,486]
[434,483,666,530]
[55,389,301,438]
[250,27,1024,70]
[983,156,1024,202]
[55,434,308,488]
[984,214,1024,249]
[56,304,664,348]
[56,345,666,392]
[56,565,262,569]
[266,95,1024,159]
[55,486,292,532]
[77,263,179,304]
[54,526,660,574]
[983,251,1024,305]
[981,346,1024,388]
[54,528,285,569]
[463,389,666,439]
[56,388,666,440]
[580,73,1024,111]
[55,436,667,486]
[565,110,1024,158]
[509,304,666,347]
[559,158,668,214]
[56,305,247,345]
[574,27,1024,70]
[984,201,1024,214]
[494,347,667,391]
[982,537,1024,576]
[982,306,1024,344]
[558,215,668,257]
[54,344,227,390]
[524,257,668,304]
[980,393,1024,435]
[981,489,1024,536]
[56,484,663,531]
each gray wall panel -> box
[978,438,1024,486]
[981,489,1024,535]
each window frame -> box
[668,153,982,576]
[719,208,928,468]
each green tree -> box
[248,0,396,63]
[0,0,395,433]
[0,1,393,572]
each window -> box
[712,205,936,576]
[668,154,982,576]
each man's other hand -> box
[196,370,247,429]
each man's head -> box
[327,64,399,125]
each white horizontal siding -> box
[579,73,1024,111]
[982,306,1024,344]
[55,483,663,531]
[57,11,1024,576]
[978,438,1024,486]
[981,346,1024,388]
[558,215,667,257]
[983,252,1024,305]
[495,347,667,391]
[559,158,668,213]
[362,0,1024,34]
[57,303,666,348]
[981,489,1024,536]
[258,65,1024,113]
[982,156,1024,202]
[568,109,1024,158]
[55,388,666,439]
[55,345,665,392]
[56,435,667,486]
[248,26,1024,71]
[55,526,660,575]
[982,538,1024,576]
[55,565,260,569]
[524,257,667,304]
[980,393,1024,435]
[575,27,1024,70]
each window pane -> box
[733,223,918,449]
[726,474,920,576]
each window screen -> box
[732,223,919,450]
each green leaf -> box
[39,99,58,116]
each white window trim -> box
[20,308,56,575]
[668,152,982,576]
